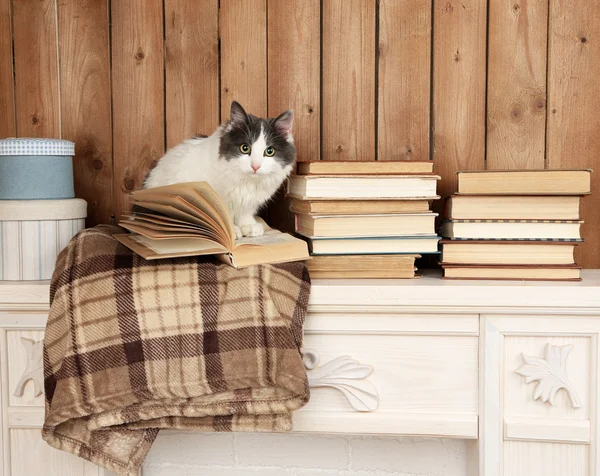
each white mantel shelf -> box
[1,271,600,475]
[2,269,600,311]
[310,269,600,313]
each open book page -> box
[234,229,303,248]
[122,212,203,229]
[115,233,228,259]
[131,182,236,245]
[133,195,224,235]
[120,221,224,242]
[115,229,308,268]
[117,183,310,266]
[229,224,310,268]
[129,200,223,233]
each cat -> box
[144,101,296,239]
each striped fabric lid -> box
[0,138,75,156]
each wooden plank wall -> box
[0,0,599,268]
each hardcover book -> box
[308,254,420,279]
[445,195,581,220]
[308,235,441,255]
[440,219,583,241]
[288,175,440,199]
[290,198,434,215]
[296,213,437,238]
[456,169,591,195]
[440,240,577,265]
[296,160,434,175]
[441,263,582,281]
[115,182,309,268]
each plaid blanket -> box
[42,225,311,475]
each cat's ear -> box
[273,110,294,137]
[230,101,248,125]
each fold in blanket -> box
[42,226,311,475]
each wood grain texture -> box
[0,0,15,137]
[111,0,164,220]
[487,0,548,169]
[220,0,267,119]
[10,429,100,475]
[432,0,487,200]
[58,0,113,226]
[268,0,320,162]
[12,0,60,137]
[547,0,600,269]
[503,441,588,476]
[322,0,376,161]
[378,0,431,161]
[298,332,478,432]
[267,0,320,233]
[165,0,219,148]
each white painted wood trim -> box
[479,317,502,476]
[3,270,600,313]
[305,313,479,336]
[7,408,44,428]
[592,333,599,476]
[308,270,600,310]
[504,417,590,444]
[0,328,9,476]
[0,282,50,308]
[293,411,478,438]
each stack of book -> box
[288,161,441,278]
[440,169,592,281]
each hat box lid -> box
[0,138,75,156]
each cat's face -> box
[219,101,296,178]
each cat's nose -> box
[251,163,261,173]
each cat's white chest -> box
[222,177,280,220]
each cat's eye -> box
[240,143,251,154]
[264,147,276,157]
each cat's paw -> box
[234,225,243,240]
[241,222,264,237]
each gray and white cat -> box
[144,101,296,239]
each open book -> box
[115,182,309,268]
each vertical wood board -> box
[378,0,431,162]
[322,0,376,161]
[111,0,165,220]
[220,0,267,119]
[546,0,600,268]
[12,0,60,138]
[165,0,219,148]
[487,0,548,169]
[267,0,320,163]
[432,0,487,200]
[267,0,321,232]
[58,0,113,226]
[0,0,15,137]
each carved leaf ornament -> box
[303,348,379,412]
[516,343,582,408]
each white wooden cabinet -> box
[1,271,600,475]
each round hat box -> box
[0,199,87,280]
[0,138,76,200]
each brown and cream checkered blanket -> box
[42,225,310,475]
